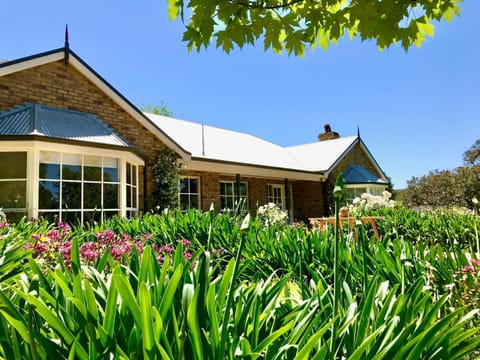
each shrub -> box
[256,202,288,227]
[403,165,480,209]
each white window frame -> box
[0,151,28,215]
[178,176,201,211]
[0,140,143,223]
[345,184,388,201]
[220,180,248,212]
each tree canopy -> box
[139,102,173,117]
[167,0,461,56]
[463,139,480,166]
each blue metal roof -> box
[344,165,384,184]
[0,103,130,147]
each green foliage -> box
[464,139,480,166]
[1,208,480,359]
[152,148,180,211]
[139,101,173,117]
[166,0,461,56]
[402,165,480,210]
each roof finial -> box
[64,25,70,65]
[357,125,360,138]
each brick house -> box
[0,45,388,223]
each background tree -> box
[400,139,480,209]
[139,101,173,117]
[152,147,180,211]
[463,139,480,166]
[167,0,461,56]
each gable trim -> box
[323,137,388,182]
[0,48,192,161]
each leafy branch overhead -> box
[167,0,461,56]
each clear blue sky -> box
[1,1,479,189]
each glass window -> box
[38,151,122,223]
[267,184,284,208]
[126,163,138,216]
[0,152,27,179]
[62,153,82,181]
[220,181,248,211]
[0,152,27,212]
[178,177,200,211]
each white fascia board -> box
[0,140,145,165]
[0,52,64,77]
[68,56,191,162]
[183,159,326,182]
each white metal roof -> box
[145,113,359,173]
[287,136,358,172]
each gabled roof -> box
[0,103,129,146]
[145,113,369,175]
[146,113,309,171]
[287,136,359,172]
[344,165,387,184]
[0,47,191,160]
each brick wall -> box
[291,180,325,220]
[0,59,168,211]
[180,170,324,220]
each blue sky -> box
[1,1,479,189]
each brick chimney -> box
[318,123,340,141]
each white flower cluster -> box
[349,191,396,213]
[257,203,288,227]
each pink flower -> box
[177,238,192,247]
[469,259,480,266]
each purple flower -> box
[177,238,192,247]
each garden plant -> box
[0,181,479,359]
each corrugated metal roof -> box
[0,103,130,147]
[145,112,359,173]
[344,165,386,184]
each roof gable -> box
[0,48,191,160]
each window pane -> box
[62,154,81,180]
[104,158,119,182]
[126,163,131,184]
[38,211,59,224]
[0,181,26,207]
[103,211,118,221]
[132,165,137,186]
[84,155,102,181]
[190,178,198,193]
[0,152,27,179]
[126,185,132,207]
[180,194,190,211]
[62,182,81,209]
[84,183,101,209]
[104,184,119,209]
[61,211,81,226]
[62,164,81,180]
[190,195,199,209]
[84,211,101,224]
[40,163,60,180]
[39,181,60,209]
[132,187,137,207]
[239,183,247,196]
[84,166,102,181]
[179,178,188,193]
